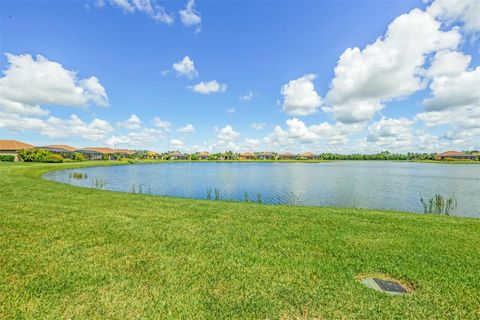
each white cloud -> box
[170,139,184,147]
[0,53,109,116]
[0,112,113,141]
[177,123,195,134]
[324,8,461,123]
[244,138,262,149]
[424,67,480,111]
[106,0,173,24]
[425,50,471,78]
[264,118,364,148]
[367,117,415,146]
[153,117,172,131]
[226,108,236,113]
[172,56,198,79]
[179,0,201,32]
[427,0,480,33]
[251,122,266,130]
[281,73,322,116]
[239,90,257,101]
[117,114,141,129]
[190,80,227,94]
[215,125,240,140]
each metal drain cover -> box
[361,277,408,295]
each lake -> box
[44,161,480,218]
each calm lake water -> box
[44,161,480,218]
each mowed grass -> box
[1,161,479,319]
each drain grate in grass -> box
[361,277,409,295]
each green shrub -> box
[0,155,15,162]
[101,154,110,161]
[73,152,87,161]
[43,154,64,163]
[18,148,51,162]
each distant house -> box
[278,152,295,160]
[299,152,316,160]
[258,152,275,160]
[169,152,187,160]
[196,152,210,160]
[77,147,117,160]
[114,149,136,157]
[0,140,34,161]
[42,145,77,159]
[239,152,256,160]
[434,151,477,161]
[146,151,159,159]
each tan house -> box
[114,149,135,156]
[258,152,275,160]
[146,151,160,159]
[75,147,116,160]
[42,145,77,158]
[278,152,295,160]
[434,151,477,161]
[0,140,34,161]
[299,152,316,160]
[196,152,210,160]
[239,152,256,160]
[169,152,187,160]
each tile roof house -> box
[196,152,210,160]
[239,152,256,160]
[0,140,34,161]
[77,148,135,160]
[42,145,78,159]
[169,152,187,160]
[42,145,77,152]
[299,152,316,160]
[257,152,275,160]
[278,152,295,160]
[434,151,477,161]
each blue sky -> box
[1,0,479,153]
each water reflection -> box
[44,161,480,217]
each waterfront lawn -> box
[1,161,479,319]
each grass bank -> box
[1,161,479,319]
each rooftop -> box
[0,140,34,151]
[43,144,77,152]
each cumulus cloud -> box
[427,0,480,33]
[179,0,201,32]
[103,0,173,24]
[281,74,322,116]
[264,118,364,148]
[239,90,257,101]
[0,113,113,141]
[117,114,141,129]
[251,122,266,130]
[425,50,471,78]
[416,44,479,148]
[244,138,262,149]
[324,8,461,123]
[215,125,240,140]
[153,117,172,131]
[172,56,198,79]
[177,123,195,134]
[190,80,227,94]
[0,53,109,116]
[367,117,416,148]
[424,67,480,111]
[170,139,185,147]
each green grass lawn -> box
[1,161,479,319]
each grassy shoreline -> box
[1,161,480,319]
